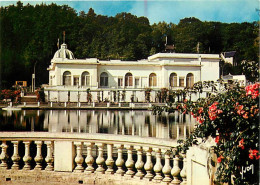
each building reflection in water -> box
[43,110,195,139]
[0,110,195,140]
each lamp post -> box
[32,61,38,92]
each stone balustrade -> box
[0,132,187,185]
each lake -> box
[0,110,195,140]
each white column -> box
[162,149,172,183]
[153,147,163,182]
[95,143,105,174]
[180,154,187,185]
[171,155,181,185]
[74,142,84,172]
[115,144,125,176]
[23,141,32,170]
[105,144,114,174]
[0,141,8,169]
[34,141,43,170]
[125,145,135,177]
[44,141,54,171]
[144,147,154,180]
[134,146,144,179]
[11,141,20,170]
[84,142,94,174]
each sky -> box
[0,0,259,24]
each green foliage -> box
[0,3,258,88]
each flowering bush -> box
[177,83,259,184]
[154,83,259,184]
[0,89,20,102]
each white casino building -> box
[44,43,220,102]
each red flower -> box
[243,113,249,119]
[209,112,217,121]
[198,107,203,114]
[249,153,254,159]
[196,116,205,124]
[245,83,260,99]
[215,136,220,144]
[249,149,260,160]
[217,156,224,163]
[238,139,244,149]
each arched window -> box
[169,73,177,87]
[63,71,71,86]
[81,71,90,86]
[186,73,194,88]
[125,72,133,87]
[100,72,108,87]
[149,73,157,87]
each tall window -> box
[186,73,194,88]
[135,77,140,87]
[125,72,133,87]
[169,73,177,87]
[81,71,90,86]
[118,77,123,87]
[63,71,71,86]
[179,77,185,87]
[100,72,108,87]
[74,76,79,86]
[149,73,157,87]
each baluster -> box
[44,141,54,171]
[95,143,105,174]
[0,141,8,169]
[115,144,125,176]
[34,141,43,170]
[23,141,32,170]
[105,144,114,174]
[144,147,154,180]
[84,142,94,174]
[134,146,144,179]
[125,145,135,177]
[74,142,84,172]
[180,154,187,185]
[162,149,172,183]
[171,155,181,185]
[153,147,163,182]
[11,141,20,170]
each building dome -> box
[53,43,75,59]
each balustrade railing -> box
[0,132,187,184]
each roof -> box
[148,53,220,61]
[53,43,75,60]
[223,51,236,58]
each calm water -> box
[0,110,195,139]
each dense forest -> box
[0,2,258,88]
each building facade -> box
[44,43,220,102]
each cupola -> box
[53,43,74,59]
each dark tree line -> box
[0,2,258,88]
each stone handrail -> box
[0,132,187,184]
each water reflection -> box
[0,110,196,139]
